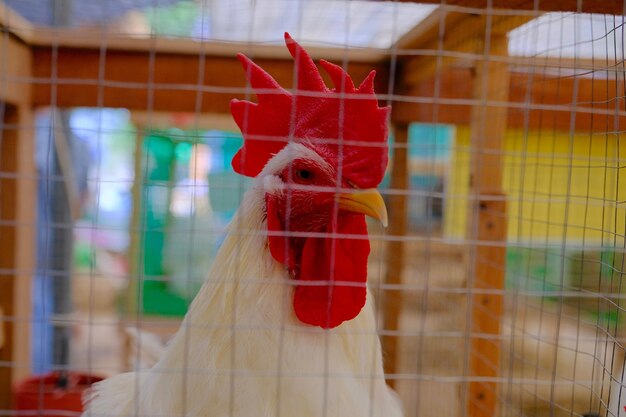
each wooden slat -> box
[381,123,410,388]
[466,34,509,417]
[391,67,626,132]
[31,47,389,113]
[447,55,625,74]
[392,0,624,14]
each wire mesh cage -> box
[1,1,625,417]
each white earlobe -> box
[262,175,285,196]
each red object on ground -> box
[13,372,103,417]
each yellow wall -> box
[444,127,626,246]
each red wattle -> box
[293,215,369,328]
[265,197,370,328]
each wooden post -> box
[381,122,410,388]
[468,197,507,417]
[466,34,509,417]
[0,105,19,408]
[0,104,36,404]
[0,33,35,405]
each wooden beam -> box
[396,9,529,53]
[468,35,509,193]
[381,123,410,388]
[0,35,31,105]
[396,10,531,85]
[26,28,388,63]
[31,47,388,113]
[402,53,624,90]
[466,33,509,417]
[390,0,624,14]
[394,8,465,52]
[391,67,626,132]
[0,1,35,44]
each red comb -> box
[230,32,389,189]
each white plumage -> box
[84,144,404,417]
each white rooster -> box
[84,33,404,417]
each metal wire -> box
[1,1,626,417]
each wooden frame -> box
[31,46,388,113]
[392,68,626,132]
[1,0,624,413]
[0,33,35,406]
[394,0,624,14]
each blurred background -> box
[1,1,625,416]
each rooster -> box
[84,33,403,417]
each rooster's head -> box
[231,33,389,329]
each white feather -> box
[83,144,404,417]
[123,327,166,370]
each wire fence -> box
[0,1,625,417]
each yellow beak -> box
[337,188,388,227]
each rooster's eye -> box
[295,169,313,181]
